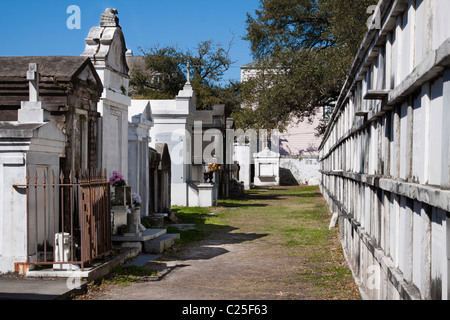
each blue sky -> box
[0,0,261,83]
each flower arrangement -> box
[207,162,221,173]
[132,193,142,207]
[109,171,126,187]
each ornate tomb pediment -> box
[82,8,129,77]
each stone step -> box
[144,233,180,254]
[112,228,167,242]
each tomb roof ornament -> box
[177,61,194,98]
[186,61,191,85]
[18,63,50,123]
[82,8,129,76]
[26,63,40,102]
[100,8,119,27]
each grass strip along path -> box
[76,186,361,300]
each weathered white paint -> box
[82,8,131,181]
[133,80,196,207]
[319,0,450,300]
[233,142,251,190]
[279,157,320,186]
[128,102,153,217]
[253,147,280,187]
[0,122,65,273]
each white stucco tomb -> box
[253,147,281,187]
[82,8,131,181]
[133,75,196,207]
[0,64,66,273]
[233,142,252,190]
[128,101,153,217]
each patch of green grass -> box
[104,265,158,287]
[246,186,320,197]
[167,206,233,252]
[298,265,353,286]
[217,200,251,207]
[297,262,359,300]
[167,225,204,245]
[212,187,335,247]
[280,226,334,247]
[171,206,211,220]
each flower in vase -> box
[132,193,142,207]
[208,162,220,173]
[109,171,126,187]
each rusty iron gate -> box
[14,169,112,271]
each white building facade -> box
[240,63,321,187]
[319,0,450,300]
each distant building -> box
[240,62,323,157]
[240,62,322,186]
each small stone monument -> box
[17,63,50,123]
[125,208,143,236]
[253,147,281,186]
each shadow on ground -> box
[149,186,321,284]
[148,209,268,281]
[144,231,268,282]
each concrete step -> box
[112,228,167,242]
[144,233,180,254]
[112,228,168,252]
[25,247,141,281]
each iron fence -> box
[14,169,112,271]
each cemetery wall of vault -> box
[319,0,450,300]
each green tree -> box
[130,45,185,100]
[235,0,376,135]
[129,40,240,115]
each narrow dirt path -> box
[86,233,314,300]
[78,186,361,300]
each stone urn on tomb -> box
[204,171,214,183]
[110,171,131,206]
[114,186,132,206]
[204,162,220,184]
